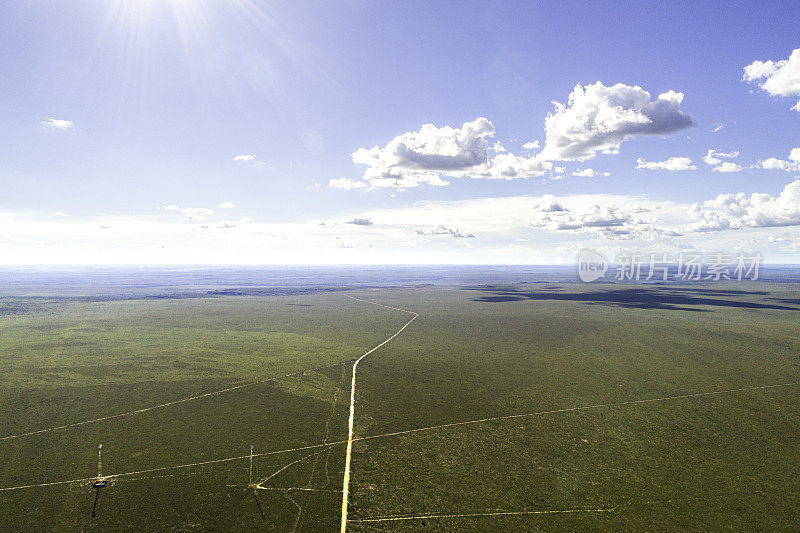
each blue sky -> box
[1,0,799,263]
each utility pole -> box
[91,443,106,517]
[249,445,254,487]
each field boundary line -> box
[340,294,419,533]
[349,507,614,522]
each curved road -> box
[340,295,419,533]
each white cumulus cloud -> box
[348,117,551,189]
[352,117,494,175]
[756,147,800,171]
[485,152,551,180]
[540,82,693,161]
[743,48,800,112]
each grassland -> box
[1,282,800,531]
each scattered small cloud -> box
[522,140,540,150]
[329,177,368,190]
[233,154,265,167]
[346,217,373,226]
[416,225,475,238]
[712,161,743,173]
[217,201,237,209]
[162,205,180,211]
[50,212,70,217]
[703,149,739,166]
[43,116,74,130]
[702,149,742,172]
[572,168,597,177]
[636,157,696,171]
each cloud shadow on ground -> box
[464,285,800,312]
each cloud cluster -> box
[338,81,692,190]
[636,157,696,171]
[689,180,800,231]
[529,178,800,240]
[339,117,552,189]
[540,82,694,161]
[743,48,800,112]
[12,184,800,264]
[530,195,670,240]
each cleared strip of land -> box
[349,507,615,522]
[340,295,419,533]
